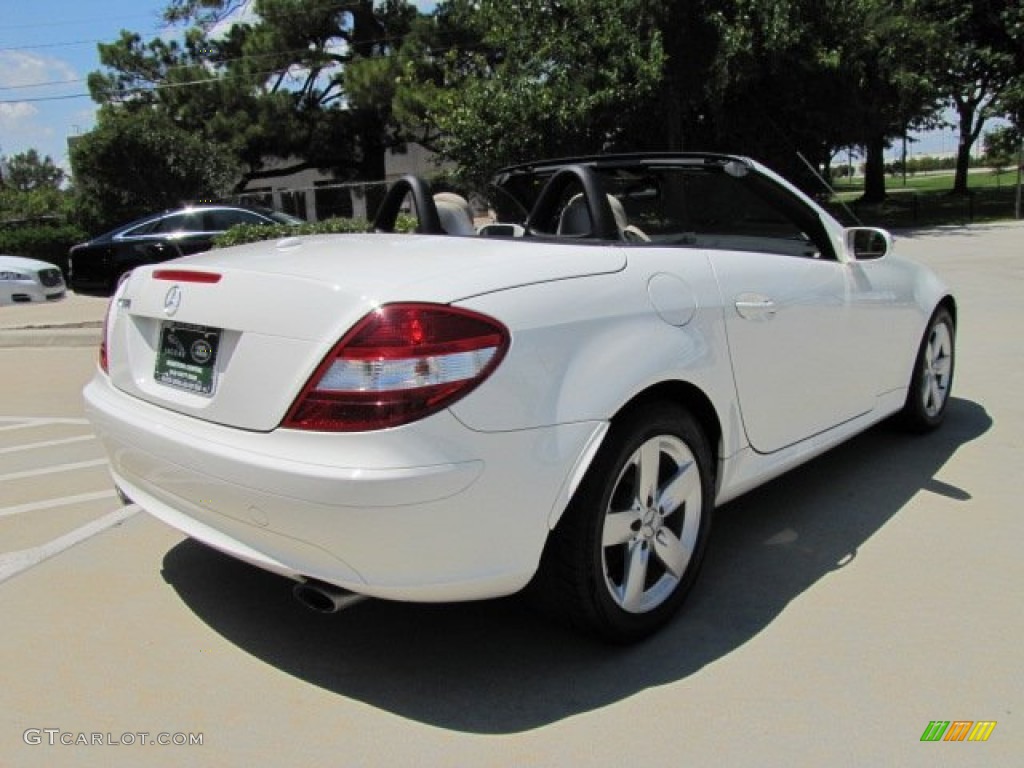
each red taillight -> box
[283,303,509,431]
[100,273,133,373]
[99,305,110,373]
[152,269,221,283]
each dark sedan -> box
[69,204,302,296]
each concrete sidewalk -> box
[0,293,107,348]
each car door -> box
[158,211,213,256]
[112,217,182,281]
[711,250,876,454]
[680,170,876,454]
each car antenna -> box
[796,151,863,226]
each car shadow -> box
[160,397,990,734]
[893,222,1016,240]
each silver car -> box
[0,255,66,305]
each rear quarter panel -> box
[451,247,744,454]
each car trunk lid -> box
[104,233,625,431]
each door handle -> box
[735,293,777,321]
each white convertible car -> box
[84,154,955,641]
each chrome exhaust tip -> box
[293,578,368,613]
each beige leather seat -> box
[433,193,476,236]
[557,194,649,241]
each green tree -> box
[69,108,238,230]
[400,0,665,186]
[0,149,71,226]
[88,1,421,193]
[983,124,1020,163]
[709,0,944,201]
[1,149,65,192]
[403,0,945,201]
[918,0,1022,195]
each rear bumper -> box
[84,373,603,601]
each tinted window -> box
[151,213,205,233]
[151,214,187,233]
[642,170,824,257]
[203,209,267,230]
[120,219,161,237]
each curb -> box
[0,327,102,349]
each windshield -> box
[266,210,305,225]
[484,158,834,258]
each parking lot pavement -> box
[0,223,1022,767]
[0,347,135,585]
[0,293,107,348]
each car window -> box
[653,170,824,258]
[152,213,210,233]
[203,209,268,231]
[120,219,161,237]
[267,210,304,225]
[150,214,184,233]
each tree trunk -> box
[358,134,388,219]
[951,101,979,196]
[952,139,973,195]
[861,135,887,203]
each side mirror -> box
[844,227,893,261]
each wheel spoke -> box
[932,354,951,380]
[603,508,640,547]
[653,528,690,579]
[635,440,661,509]
[926,379,943,411]
[657,460,698,517]
[619,540,650,611]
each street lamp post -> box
[1016,133,1022,220]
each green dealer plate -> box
[154,322,221,396]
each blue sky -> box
[0,0,176,168]
[0,0,970,175]
[0,0,437,172]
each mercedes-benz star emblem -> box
[164,285,182,316]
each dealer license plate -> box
[154,322,221,396]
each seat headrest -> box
[433,193,476,236]
[557,194,628,236]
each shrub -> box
[212,214,418,248]
[0,222,88,276]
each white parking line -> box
[0,505,139,584]
[0,417,90,431]
[0,490,119,518]
[0,458,109,483]
[0,435,97,454]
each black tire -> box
[533,402,713,643]
[900,307,955,432]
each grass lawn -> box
[825,169,1023,228]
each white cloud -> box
[0,51,84,166]
[0,102,39,125]
[0,51,78,89]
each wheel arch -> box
[936,294,957,329]
[550,378,723,532]
[611,381,722,481]
[533,384,719,640]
